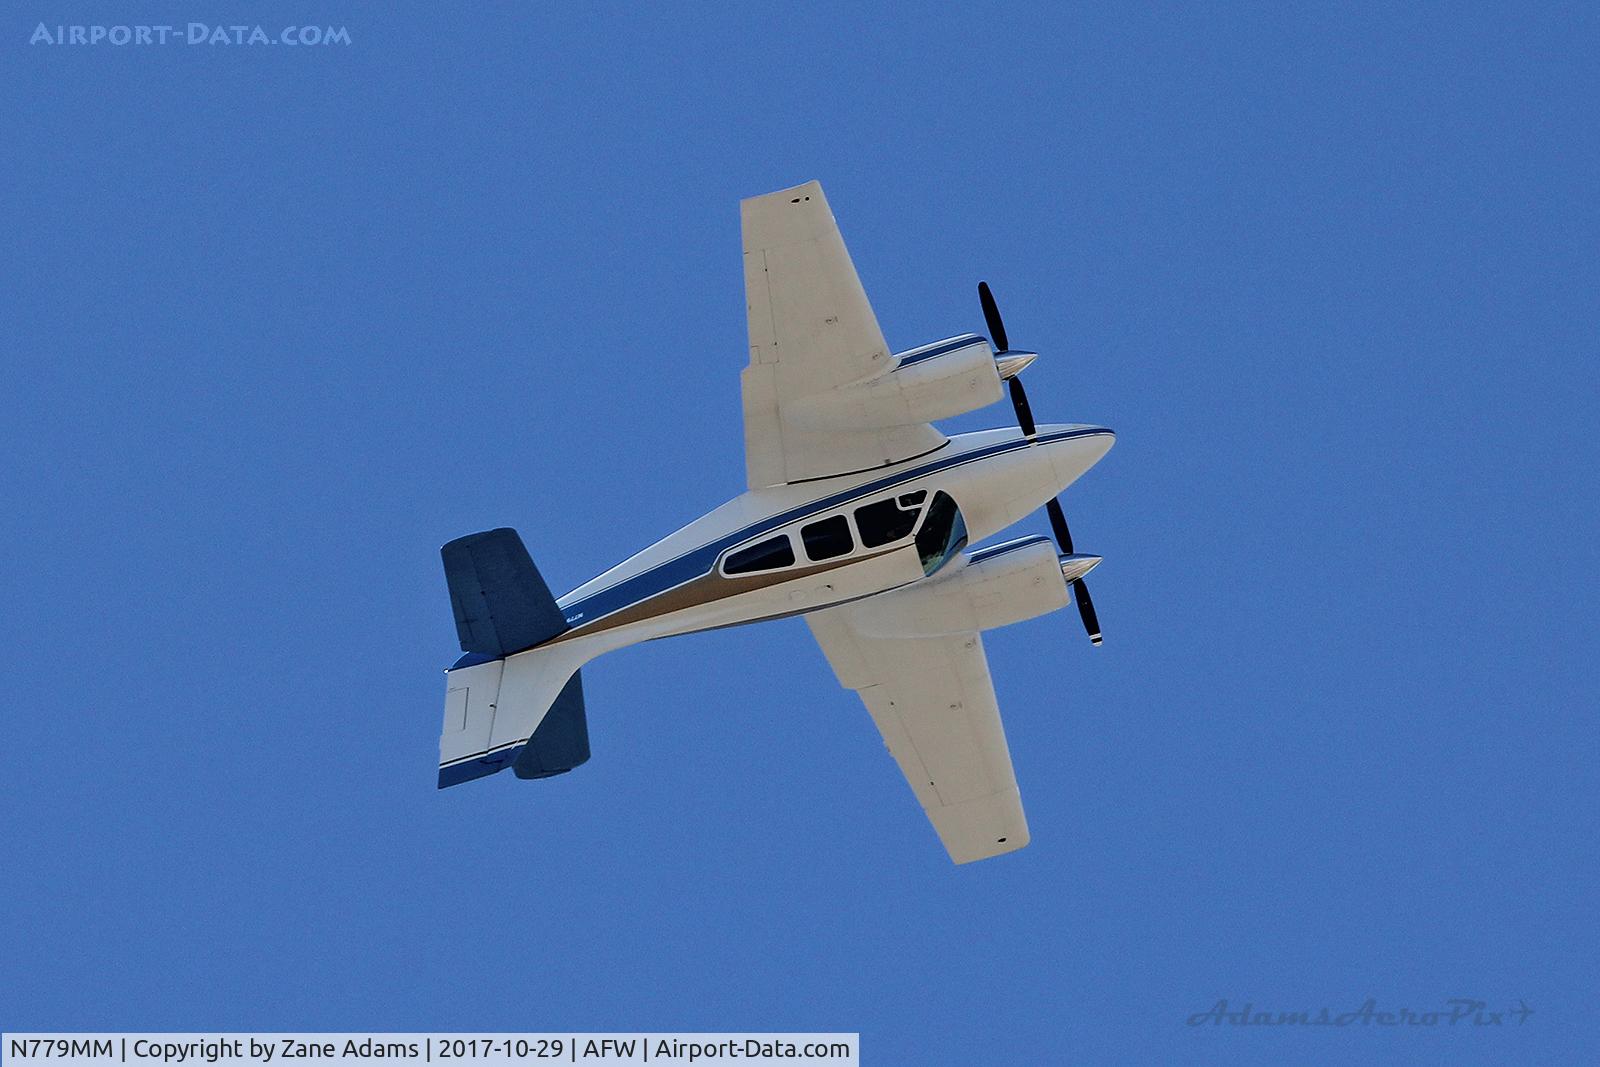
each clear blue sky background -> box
[4,4,1596,1064]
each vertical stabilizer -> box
[442,528,567,656]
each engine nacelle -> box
[847,535,1071,638]
[789,335,1003,430]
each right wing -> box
[740,181,947,487]
[806,599,1029,864]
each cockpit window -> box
[801,515,854,561]
[723,534,796,575]
[914,491,968,575]
[855,495,921,548]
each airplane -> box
[435,180,1114,864]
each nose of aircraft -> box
[1037,424,1115,486]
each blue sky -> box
[4,4,1596,1064]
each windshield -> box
[915,491,968,576]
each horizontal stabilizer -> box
[441,528,566,656]
[437,660,591,788]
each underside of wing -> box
[806,598,1029,864]
[741,181,947,487]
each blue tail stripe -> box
[437,745,524,789]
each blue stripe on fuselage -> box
[558,426,1109,633]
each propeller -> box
[980,281,1103,646]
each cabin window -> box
[723,534,796,575]
[914,491,968,575]
[854,495,921,548]
[801,515,854,561]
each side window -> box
[854,496,921,548]
[801,515,854,561]
[723,534,795,575]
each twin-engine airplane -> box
[437,181,1114,863]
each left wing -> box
[806,600,1029,864]
[741,181,946,487]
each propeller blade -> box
[1073,579,1103,645]
[1008,376,1038,438]
[978,281,1009,352]
[979,278,1105,646]
[1048,496,1103,644]
[1045,497,1074,553]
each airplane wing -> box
[741,181,947,487]
[806,598,1029,864]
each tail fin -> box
[442,527,567,657]
[438,529,591,788]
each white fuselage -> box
[542,423,1114,661]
